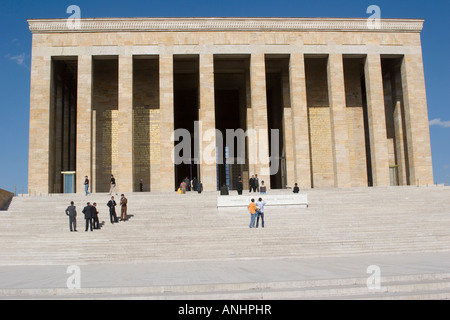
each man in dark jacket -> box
[65,201,77,232]
[236,176,243,195]
[249,175,255,193]
[107,196,118,224]
[82,202,94,232]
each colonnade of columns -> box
[28,51,433,194]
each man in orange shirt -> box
[248,198,257,228]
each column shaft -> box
[328,54,351,187]
[249,54,271,187]
[158,54,175,191]
[29,55,52,194]
[76,55,93,194]
[199,54,217,191]
[364,54,390,186]
[401,54,434,185]
[117,55,134,192]
[289,53,311,189]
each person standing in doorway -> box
[248,198,257,228]
[184,177,191,191]
[120,194,128,222]
[220,183,229,195]
[236,176,243,195]
[107,196,118,224]
[192,177,198,192]
[255,197,266,228]
[109,174,118,195]
[65,201,77,232]
[84,176,90,196]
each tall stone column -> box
[199,54,217,191]
[282,69,295,189]
[289,53,311,189]
[76,55,93,194]
[117,54,134,192]
[364,54,390,186]
[401,53,434,185]
[249,54,271,188]
[158,54,175,191]
[328,54,351,187]
[29,55,52,195]
[392,72,407,186]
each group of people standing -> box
[179,177,203,194]
[65,194,129,232]
[247,198,267,228]
[235,174,267,195]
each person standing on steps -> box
[254,174,259,192]
[109,174,118,195]
[65,201,77,232]
[259,180,267,194]
[248,198,257,228]
[293,183,300,193]
[92,202,100,229]
[255,197,266,228]
[107,196,118,224]
[120,194,128,222]
[249,175,255,193]
[84,176,90,196]
[82,202,94,232]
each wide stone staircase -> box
[0,186,449,299]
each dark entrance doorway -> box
[173,56,199,190]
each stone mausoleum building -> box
[27,17,434,194]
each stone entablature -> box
[28,17,424,34]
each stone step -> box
[1,273,449,300]
[1,186,450,300]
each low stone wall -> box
[0,188,14,210]
[217,193,308,209]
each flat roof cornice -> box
[27,17,424,34]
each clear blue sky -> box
[0,0,449,193]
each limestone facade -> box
[27,17,434,194]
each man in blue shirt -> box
[255,197,266,228]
